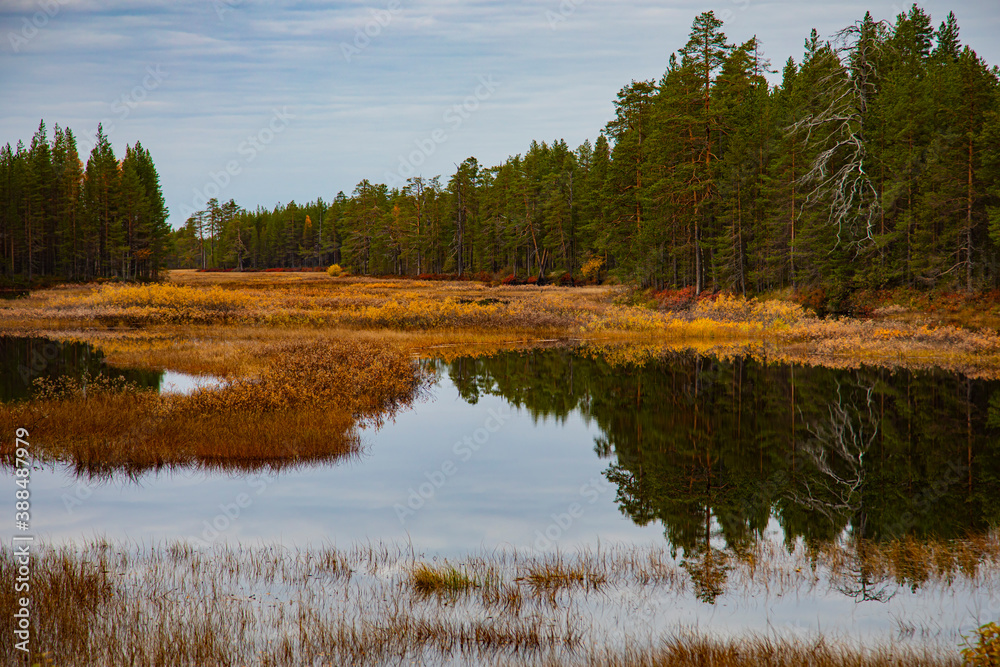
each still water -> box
[0,336,217,400]
[4,339,1000,651]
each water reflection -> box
[5,339,998,607]
[0,336,161,401]
[0,336,224,401]
[440,347,1000,600]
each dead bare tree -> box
[789,19,892,250]
[795,378,892,602]
[795,379,879,523]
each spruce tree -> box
[83,124,121,278]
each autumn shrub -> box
[793,287,828,315]
[653,286,697,311]
[472,271,494,283]
[66,283,258,325]
[580,255,605,282]
[410,272,493,282]
[611,286,658,309]
[262,267,326,273]
[691,293,808,327]
[961,622,1000,666]
[584,305,664,333]
[327,264,346,277]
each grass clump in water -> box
[520,558,607,596]
[411,563,478,597]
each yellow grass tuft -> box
[411,563,478,597]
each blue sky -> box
[1,0,998,227]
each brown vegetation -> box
[579,639,958,667]
[0,339,425,475]
[3,271,999,379]
[2,272,998,664]
[2,536,992,666]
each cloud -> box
[1,0,998,226]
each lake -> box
[3,338,999,654]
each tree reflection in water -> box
[439,346,1000,602]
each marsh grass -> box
[2,536,991,666]
[0,339,425,474]
[411,563,478,597]
[6,271,1000,378]
[520,558,608,596]
[578,638,959,667]
[43,278,588,331]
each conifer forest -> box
[2,7,999,307]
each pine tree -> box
[52,127,84,279]
[118,153,147,278]
[0,143,13,277]
[83,124,120,278]
[952,47,998,289]
[761,57,801,289]
[789,26,878,299]
[603,80,656,280]
[876,5,935,286]
[26,120,55,280]
[449,158,480,276]
[710,38,772,295]
[131,142,169,279]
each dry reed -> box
[4,271,999,378]
[0,339,425,475]
[2,536,992,666]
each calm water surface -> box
[4,339,1000,651]
[0,336,216,399]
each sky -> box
[1,0,998,228]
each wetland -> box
[1,274,999,665]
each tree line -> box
[172,6,1000,301]
[0,122,169,283]
[4,7,998,299]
